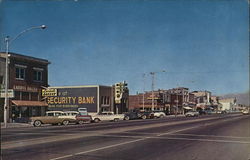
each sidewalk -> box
[1,122,32,129]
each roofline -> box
[48,85,111,89]
[0,52,50,64]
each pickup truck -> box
[30,111,72,127]
[91,112,124,123]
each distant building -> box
[0,52,50,122]
[191,91,212,110]
[128,91,165,111]
[219,98,237,111]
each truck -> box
[91,112,124,123]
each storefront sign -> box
[0,89,14,98]
[13,85,38,92]
[42,88,57,96]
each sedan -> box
[185,111,199,117]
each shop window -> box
[14,91,21,100]
[31,92,38,101]
[22,92,29,100]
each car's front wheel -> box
[62,120,69,125]
[124,116,130,120]
[94,118,100,123]
[33,120,42,127]
[141,115,146,119]
[78,120,84,125]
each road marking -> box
[49,138,144,160]
[94,134,250,144]
[173,133,250,139]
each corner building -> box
[0,52,50,122]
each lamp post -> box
[142,73,146,111]
[3,25,46,128]
[149,70,165,111]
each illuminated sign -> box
[42,89,57,96]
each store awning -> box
[11,100,48,107]
[183,106,192,110]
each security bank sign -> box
[44,87,97,112]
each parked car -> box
[124,112,141,120]
[242,109,250,115]
[185,111,199,117]
[198,110,206,115]
[59,111,79,123]
[30,111,72,127]
[151,110,166,118]
[91,112,124,123]
[76,112,92,124]
[137,111,154,119]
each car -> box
[59,111,79,123]
[242,109,250,115]
[198,110,206,115]
[124,111,141,120]
[185,111,199,117]
[91,112,124,123]
[137,111,154,119]
[30,111,72,127]
[75,112,92,124]
[151,110,166,118]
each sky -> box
[0,0,249,95]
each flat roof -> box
[0,52,50,64]
[48,85,111,89]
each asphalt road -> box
[1,114,250,160]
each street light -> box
[3,25,46,128]
[149,70,166,111]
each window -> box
[47,113,54,116]
[16,67,25,80]
[33,70,43,81]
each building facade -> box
[0,52,50,122]
[44,84,129,115]
[219,98,237,111]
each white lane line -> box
[150,136,250,144]
[49,138,144,160]
[173,133,250,139]
[94,134,250,144]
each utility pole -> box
[142,73,145,111]
[149,70,165,111]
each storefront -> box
[11,100,48,122]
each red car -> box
[76,112,92,124]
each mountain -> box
[219,91,250,106]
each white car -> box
[91,112,125,123]
[242,109,249,115]
[185,111,199,117]
[152,111,166,118]
[59,111,79,123]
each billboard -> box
[45,87,98,112]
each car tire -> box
[62,120,69,126]
[94,118,100,123]
[78,120,84,125]
[33,120,42,127]
[141,115,146,119]
[124,116,130,120]
[114,118,119,122]
[159,115,164,118]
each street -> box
[1,114,250,160]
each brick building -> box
[0,52,50,122]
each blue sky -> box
[0,0,249,95]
